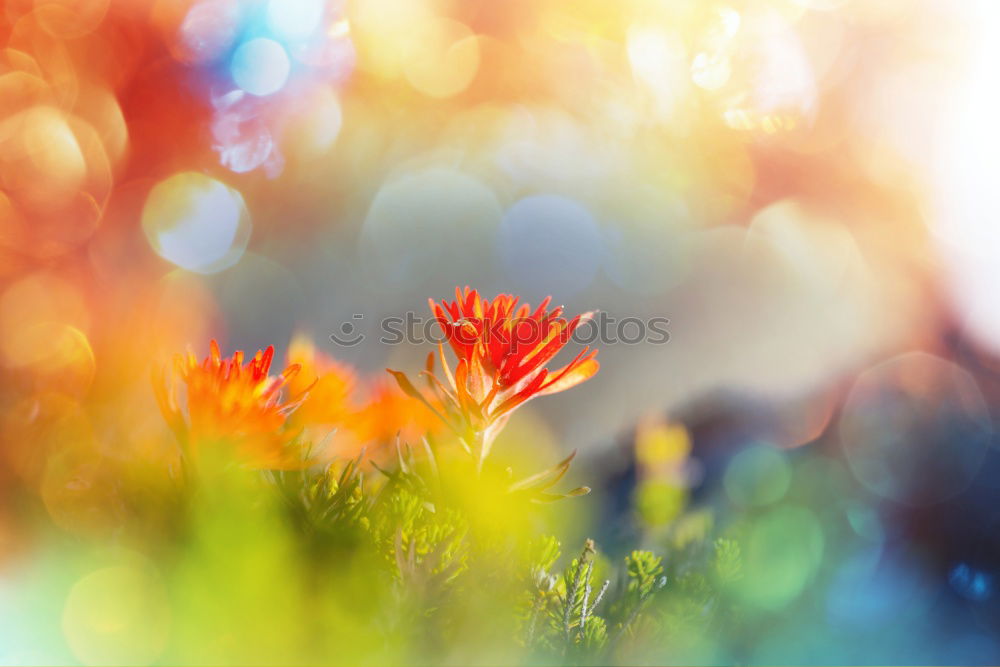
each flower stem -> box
[474,430,487,475]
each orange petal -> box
[453,358,480,418]
[438,343,456,388]
[537,358,599,396]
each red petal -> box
[492,369,548,417]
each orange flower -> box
[283,335,445,464]
[388,287,599,466]
[357,378,449,450]
[286,335,358,427]
[284,335,368,459]
[153,340,308,470]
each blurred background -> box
[2,0,1000,663]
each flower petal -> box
[537,357,599,396]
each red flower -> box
[388,287,599,465]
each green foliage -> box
[377,486,469,589]
[522,538,612,660]
[271,453,370,536]
[608,550,666,647]
[507,451,592,504]
[529,534,563,574]
[625,550,665,599]
[258,444,744,664]
[713,537,744,585]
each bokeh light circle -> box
[141,172,251,274]
[14,323,95,395]
[724,443,791,507]
[266,0,324,41]
[736,505,824,610]
[4,106,87,214]
[62,563,170,665]
[283,87,342,160]
[402,18,480,98]
[838,352,992,506]
[360,167,501,290]
[602,187,693,295]
[498,194,603,299]
[231,38,291,96]
[34,0,111,40]
[176,0,241,64]
[845,502,885,542]
[0,271,89,355]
